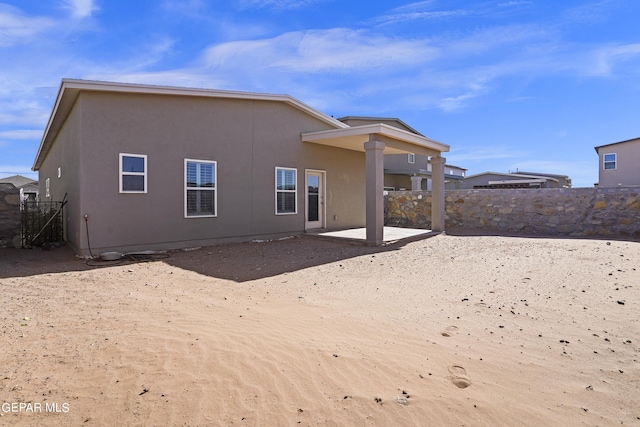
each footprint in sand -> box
[441,325,458,337]
[449,365,472,389]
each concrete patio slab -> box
[308,226,436,244]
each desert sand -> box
[0,232,638,426]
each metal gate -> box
[21,200,66,248]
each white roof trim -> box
[302,123,449,153]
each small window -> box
[408,153,415,164]
[603,153,617,170]
[276,167,297,214]
[57,167,61,178]
[45,178,50,198]
[185,159,216,217]
[119,153,147,193]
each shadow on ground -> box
[162,235,432,282]
[0,235,428,282]
[3,230,636,282]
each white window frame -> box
[119,153,147,193]
[45,178,50,198]
[275,167,297,215]
[408,153,415,164]
[603,153,617,170]
[184,159,217,218]
[57,167,61,178]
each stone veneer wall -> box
[385,187,640,239]
[0,183,21,248]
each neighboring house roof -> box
[33,79,351,171]
[0,174,38,189]
[594,136,640,153]
[463,171,560,183]
[445,164,467,171]
[515,171,569,180]
[338,116,425,136]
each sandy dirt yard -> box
[0,232,639,426]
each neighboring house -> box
[594,137,640,187]
[33,79,449,256]
[0,175,39,202]
[383,154,466,190]
[450,171,571,189]
[338,117,465,191]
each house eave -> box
[302,123,449,156]
[594,137,640,153]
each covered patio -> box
[302,123,449,245]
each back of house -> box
[33,80,368,257]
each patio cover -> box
[302,124,450,245]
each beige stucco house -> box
[384,154,466,190]
[33,79,449,257]
[595,137,640,187]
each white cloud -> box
[373,1,471,26]
[589,43,640,77]
[445,24,552,57]
[0,130,42,140]
[237,0,328,10]
[83,70,230,90]
[497,1,533,7]
[375,9,471,26]
[0,108,50,127]
[390,1,436,13]
[0,4,55,47]
[201,28,439,73]
[563,0,618,25]
[124,37,177,71]
[60,0,98,19]
[448,147,527,163]
[439,92,480,112]
[0,165,38,178]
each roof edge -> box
[594,136,640,153]
[33,79,349,170]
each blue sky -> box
[1,0,639,187]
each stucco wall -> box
[386,187,640,238]
[41,91,367,256]
[0,183,21,248]
[597,138,640,187]
[38,96,83,252]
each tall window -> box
[603,153,617,170]
[408,153,415,164]
[119,153,147,193]
[276,167,297,214]
[185,159,216,217]
[45,178,50,198]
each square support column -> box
[364,137,385,245]
[430,156,446,232]
[410,175,422,191]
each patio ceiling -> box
[302,123,449,157]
